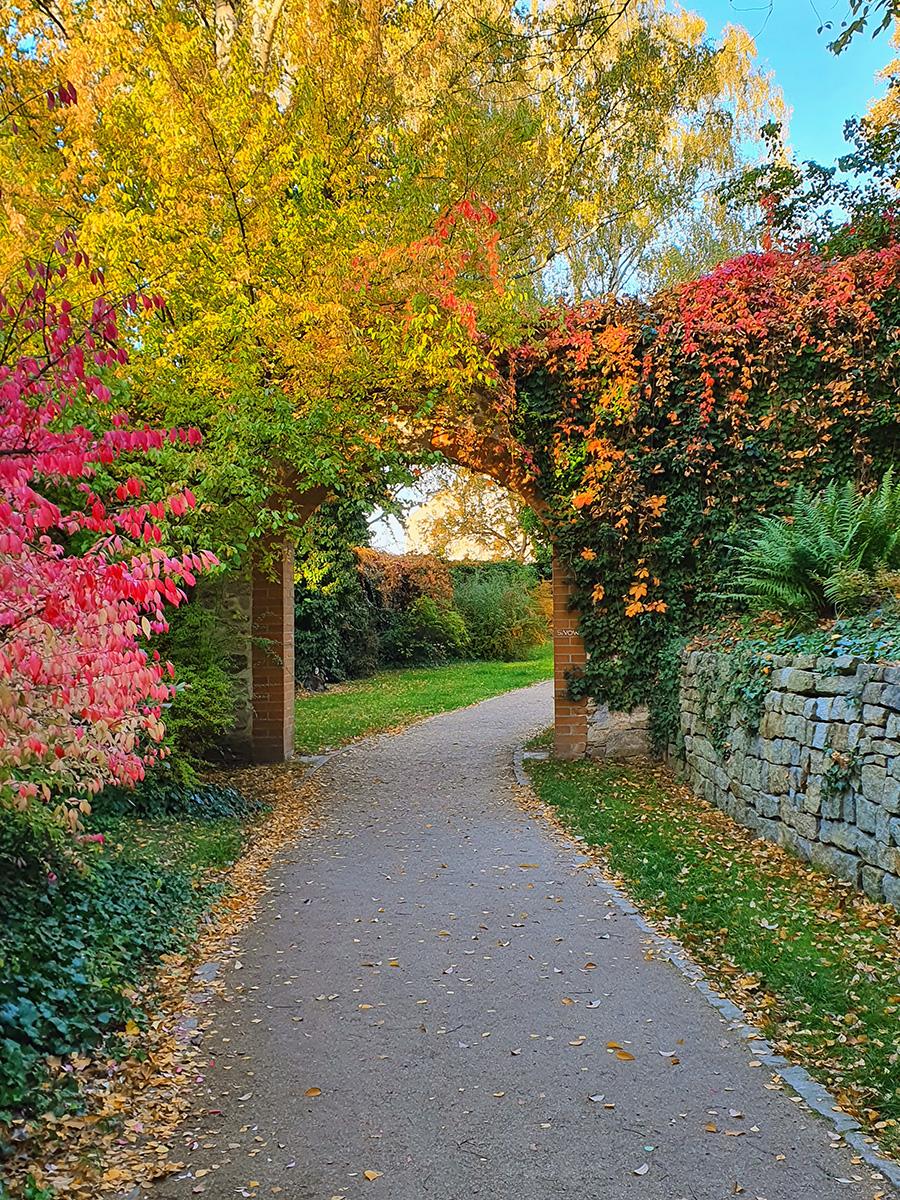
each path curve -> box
[156,682,889,1199]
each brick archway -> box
[243,427,589,763]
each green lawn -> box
[527,755,900,1155]
[294,642,553,754]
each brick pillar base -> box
[552,554,588,760]
[250,543,295,764]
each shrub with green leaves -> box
[156,588,240,763]
[92,775,263,822]
[294,501,380,684]
[453,569,548,661]
[380,596,470,665]
[730,470,900,623]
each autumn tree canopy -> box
[0,0,781,555]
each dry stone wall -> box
[677,649,900,908]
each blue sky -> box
[697,0,893,163]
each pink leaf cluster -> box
[0,239,215,825]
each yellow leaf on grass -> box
[125,1019,140,1037]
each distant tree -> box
[406,469,535,562]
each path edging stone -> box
[513,745,900,1194]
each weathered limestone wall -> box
[678,650,900,907]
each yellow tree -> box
[406,468,536,561]
[0,0,782,541]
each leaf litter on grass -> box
[519,758,900,1160]
[2,761,322,1199]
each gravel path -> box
[155,682,890,1199]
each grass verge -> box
[295,642,553,754]
[526,753,900,1156]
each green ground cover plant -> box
[0,802,250,1134]
[294,643,553,754]
[526,754,900,1154]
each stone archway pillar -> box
[250,542,296,763]
[551,555,589,760]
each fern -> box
[729,470,900,623]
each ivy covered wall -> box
[510,244,900,713]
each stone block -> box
[783,669,818,694]
[877,844,900,875]
[808,696,834,721]
[759,712,784,739]
[855,795,878,835]
[847,723,866,749]
[820,820,857,852]
[854,830,880,866]
[881,778,900,816]
[810,723,829,750]
[867,738,900,760]
[883,873,900,909]
[782,693,806,716]
[842,795,856,824]
[810,841,860,886]
[860,764,886,803]
[767,764,790,794]
[815,676,860,697]
[792,653,818,671]
[861,866,886,902]
[816,654,861,674]
[827,723,850,752]
[862,705,888,726]
[821,793,842,820]
[757,793,780,819]
[779,825,813,862]
[781,802,818,841]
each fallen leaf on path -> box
[363,1170,383,1181]
[614,1050,634,1061]
[304,1088,321,1098]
